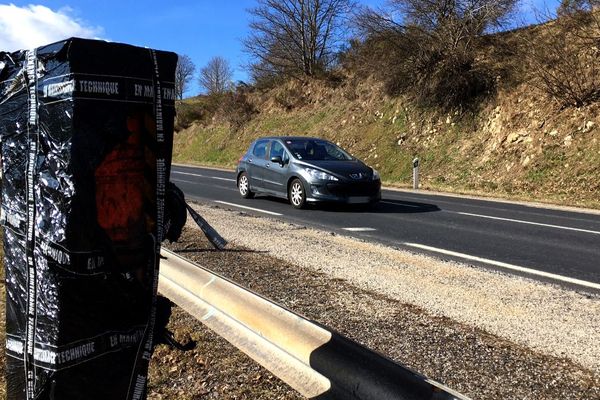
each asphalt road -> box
[171,164,600,293]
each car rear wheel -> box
[238,172,254,199]
[289,179,306,209]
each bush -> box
[174,96,222,131]
[353,0,515,110]
[531,37,600,107]
[342,30,495,109]
[528,7,600,107]
[410,45,495,109]
[221,91,257,130]
[175,102,208,131]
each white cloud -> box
[0,4,103,52]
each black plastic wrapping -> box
[0,38,177,400]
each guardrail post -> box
[412,157,420,189]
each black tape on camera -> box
[0,38,177,400]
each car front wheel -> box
[289,179,306,209]
[238,172,254,199]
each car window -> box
[253,140,269,159]
[284,139,352,161]
[324,144,348,160]
[270,141,285,159]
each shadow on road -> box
[369,199,440,214]
[250,196,440,214]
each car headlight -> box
[372,169,380,180]
[304,167,339,181]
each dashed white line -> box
[173,178,237,192]
[173,171,236,183]
[211,176,236,182]
[214,201,283,216]
[171,178,197,184]
[173,171,205,178]
[403,242,600,290]
[342,227,377,232]
[454,211,600,235]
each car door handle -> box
[248,158,253,163]
[266,163,270,168]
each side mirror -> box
[270,156,283,165]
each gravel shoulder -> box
[191,202,600,373]
[147,202,600,399]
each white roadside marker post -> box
[412,157,420,189]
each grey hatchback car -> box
[236,137,381,208]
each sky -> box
[1,1,559,97]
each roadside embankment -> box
[173,75,600,209]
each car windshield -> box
[284,139,353,161]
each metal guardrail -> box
[158,249,471,400]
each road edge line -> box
[403,242,600,291]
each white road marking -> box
[342,227,377,232]
[455,211,600,235]
[380,201,421,208]
[214,201,283,216]
[403,242,600,290]
[173,171,236,183]
[173,171,205,178]
[173,178,237,192]
[212,176,236,182]
[171,178,197,184]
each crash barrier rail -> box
[158,249,470,400]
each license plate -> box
[348,196,370,204]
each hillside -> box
[172,21,600,209]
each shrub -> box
[221,91,257,130]
[353,0,516,109]
[175,101,207,131]
[528,6,600,107]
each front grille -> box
[326,181,380,197]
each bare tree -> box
[558,0,600,17]
[244,0,354,79]
[357,0,516,52]
[527,0,600,107]
[557,0,600,42]
[175,54,195,100]
[199,56,233,96]
[355,0,517,107]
